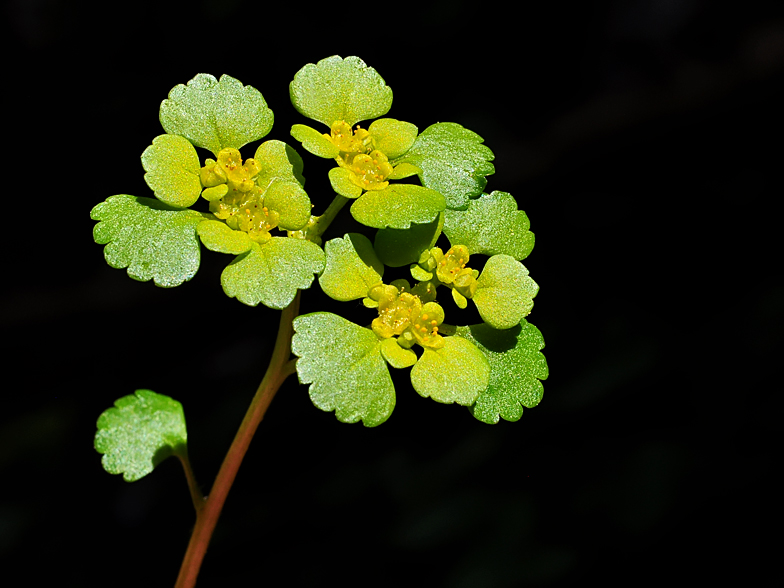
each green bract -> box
[91,195,208,288]
[292,312,396,427]
[161,74,274,156]
[95,390,188,482]
[473,255,539,329]
[290,55,392,127]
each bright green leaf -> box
[373,213,443,267]
[380,338,418,369]
[388,162,422,180]
[290,55,393,127]
[160,74,273,156]
[91,195,208,288]
[351,184,445,229]
[141,134,202,208]
[253,139,305,189]
[263,180,312,231]
[444,191,535,260]
[94,390,187,482]
[290,124,340,159]
[292,312,395,427]
[410,336,490,405]
[456,321,548,424]
[369,118,418,159]
[393,122,495,209]
[197,219,252,255]
[221,238,325,309]
[473,255,538,330]
[320,233,384,301]
[329,167,363,199]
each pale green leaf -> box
[368,118,418,159]
[290,55,393,127]
[290,124,340,159]
[263,180,312,231]
[94,390,187,482]
[456,321,548,424]
[373,213,443,267]
[320,233,384,301]
[292,312,395,426]
[160,74,273,156]
[350,184,445,229]
[443,191,535,260]
[393,122,495,209]
[221,238,325,309]
[197,219,252,255]
[91,195,208,288]
[141,134,202,208]
[253,139,305,190]
[380,338,417,369]
[329,167,363,199]
[410,337,490,405]
[473,255,539,330]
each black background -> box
[2,0,781,586]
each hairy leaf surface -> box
[221,238,325,309]
[141,134,202,208]
[95,390,187,482]
[290,55,393,127]
[456,322,547,424]
[393,122,494,209]
[91,195,208,287]
[293,313,395,426]
[444,191,535,260]
[410,337,489,405]
[160,74,273,155]
[320,234,384,301]
[473,255,538,329]
[351,184,445,229]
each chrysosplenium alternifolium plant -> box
[91,56,548,585]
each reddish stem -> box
[174,294,300,588]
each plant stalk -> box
[174,293,301,588]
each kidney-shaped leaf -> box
[95,390,187,482]
[292,312,395,427]
[253,139,305,190]
[221,238,325,309]
[444,191,535,260]
[91,195,208,288]
[456,322,548,424]
[290,55,393,127]
[160,74,273,156]
[392,122,494,210]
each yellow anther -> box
[431,320,437,326]
[422,314,428,321]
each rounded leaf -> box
[320,233,384,301]
[374,213,443,267]
[91,195,208,288]
[141,134,202,208]
[290,124,340,159]
[290,56,393,127]
[350,184,445,229]
[253,139,306,190]
[160,74,273,155]
[410,337,490,405]
[393,122,495,209]
[443,191,535,260]
[473,255,539,329]
[329,167,363,199]
[263,180,312,231]
[197,219,252,255]
[456,322,548,424]
[369,118,418,159]
[380,338,418,369]
[293,312,396,426]
[95,390,187,482]
[221,238,325,309]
